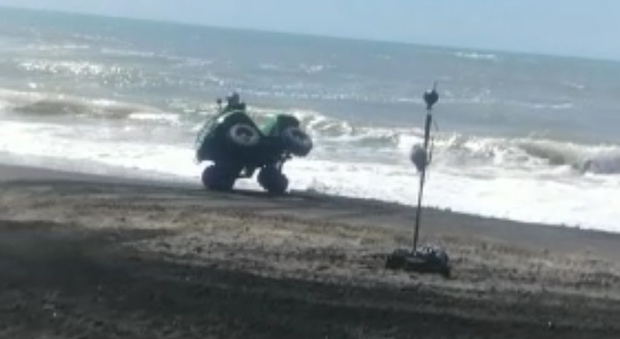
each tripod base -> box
[385,244,451,279]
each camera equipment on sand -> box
[385,83,451,279]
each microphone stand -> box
[413,84,439,251]
[385,83,450,279]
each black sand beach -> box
[1,163,620,338]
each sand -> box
[1,163,620,338]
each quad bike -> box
[194,98,313,194]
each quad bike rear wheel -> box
[258,166,289,195]
[202,163,238,191]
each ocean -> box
[1,8,619,232]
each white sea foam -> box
[128,112,181,125]
[0,117,619,233]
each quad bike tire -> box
[258,166,289,195]
[281,126,313,157]
[202,163,238,191]
[228,123,261,148]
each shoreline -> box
[2,162,619,252]
[0,141,615,235]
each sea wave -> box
[2,88,619,176]
[431,134,620,175]
[249,107,620,175]
[0,89,164,119]
[455,51,499,61]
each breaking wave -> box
[434,134,620,175]
[514,139,620,174]
[0,89,165,120]
[243,107,620,175]
[2,88,619,176]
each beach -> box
[1,6,620,339]
[1,163,619,339]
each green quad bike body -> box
[194,108,313,194]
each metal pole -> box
[413,84,439,251]
[413,108,433,251]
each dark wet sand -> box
[1,163,620,338]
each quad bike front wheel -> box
[202,163,238,191]
[282,127,313,157]
[258,166,289,195]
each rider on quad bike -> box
[221,92,246,113]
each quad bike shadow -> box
[194,97,313,195]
